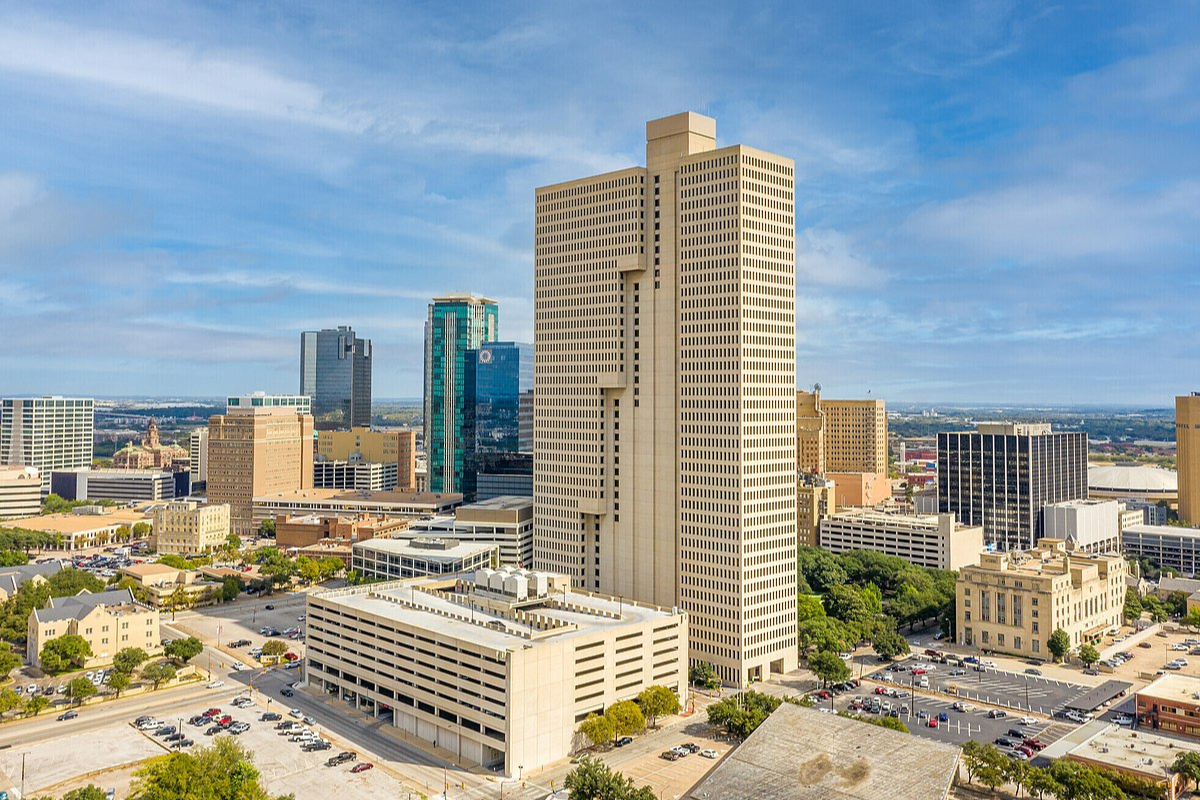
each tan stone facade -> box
[1179,394,1200,528]
[207,406,314,536]
[112,418,187,469]
[151,501,231,555]
[822,398,887,473]
[316,427,417,490]
[533,112,798,686]
[956,538,1127,659]
[0,465,41,520]
[826,471,891,508]
[796,391,824,475]
[797,476,835,548]
[275,512,408,550]
[28,588,160,667]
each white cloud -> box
[0,171,130,257]
[795,228,886,287]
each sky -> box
[0,1,1197,405]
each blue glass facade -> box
[300,326,372,430]
[466,341,533,500]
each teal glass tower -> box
[423,293,499,495]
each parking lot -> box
[172,592,309,671]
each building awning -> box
[1066,680,1133,712]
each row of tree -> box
[960,740,1163,799]
[706,690,805,738]
[0,526,65,552]
[254,547,345,589]
[577,685,682,748]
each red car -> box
[1023,738,1046,750]
[217,715,232,725]
[283,653,299,662]
[350,763,373,773]
[874,687,887,695]
[912,668,927,675]
[927,718,938,728]
[1017,745,1034,757]
[203,708,221,717]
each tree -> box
[797,594,826,623]
[40,634,93,673]
[24,694,49,716]
[1078,643,1101,668]
[157,554,195,570]
[1002,755,1029,798]
[706,691,789,738]
[0,687,22,713]
[164,637,204,663]
[872,630,910,661]
[1185,606,1200,631]
[1173,751,1200,793]
[68,676,98,703]
[113,646,150,675]
[636,685,681,728]
[1166,590,1189,618]
[797,547,848,593]
[578,713,615,749]
[296,556,321,584]
[965,743,1007,792]
[1047,628,1071,663]
[1025,766,1061,800]
[0,647,19,677]
[689,661,721,690]
[141,661,177,690]
[809,651,852,687]
[564,755,656,800]
[318,557,345,581]
[109,670,131,697]
[62,787,108,800]
[225,532,241,551]
[604,700,645,740]
[222,576,242,602]
[1049,759,1122,800]
[1123,588,1143,622]
[799,616,852,656]
[261,639,288,657]
[113,525,132,543]
[258,518,276,538]
[133,736,293,800]
[132,522,152,539]
[0,550,28,567]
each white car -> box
[230,662,248,672]
[700,749,719,759]
[1112,714,1134,725]
[1018,716,1036,725]
[1172,644,1188,651]
[207,680,225,689]
[289,708,303,718]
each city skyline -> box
[1,2,1198,403]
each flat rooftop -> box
[312,574,677,654]
[1040,720,1197,782]
[354,538,496,561]
[686,703,960,800]
[8,506,152,534]
[255,489,462,506]
[1124,524,1200,540]
[461,495,533,512]
[1138,673,1200,701]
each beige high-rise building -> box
[822,397,887,473]
[1179,394,1200,528]
[534,112,798,686]
[152,500,231,555]
[207,401,314,536]
[796,390,824,475]
[316,427,417,489]
[797,474,835,548]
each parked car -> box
[206,680,225,689]
[1018,716,1036,725]
[262,713,282,722]
[988,709,1008,719]
[995,736,1017,747]
[264,604,276,610]
[350,763,373,773]
[289,708,303,718]
[615,736,633,747]
[1025,668,1043,676]
[1083,668,1100,676]
[660,751,680,762]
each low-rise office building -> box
[1122,524,1200,576]
[313,459,399,492]
[818,509,983,571]
[1038,719,1191,797]
[0,562,61,602]
[27,587,160,667]
[351,538,498,580]
[1042,499,1121,554]
[253,489,462,528]
[119,563,224,607]
[0,466,41,519]
[1122,499,1168,527]
[796,475,835,548]
[11,506,154,550]
[50,468,176,503]
[1136,674,1200,740]
[275,513,409,550]
[151,501,230,556]
[305,568,688,776]
[956,538,1127,659]
[406,496,534,566]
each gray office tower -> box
[938,423,1088,551]
[300,327,372,430]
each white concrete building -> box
[0,466,41,519]
[818,509,984,571]
[305,569,688,776]
[1042,499,1121,554]
[407,496,535,566]
[189,428,208,486]
[1,397,94,493]
[1122,524,1200,576]
[351,537,498,580]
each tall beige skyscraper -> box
[207,397,314,536]
[1179,393,1200,527]
[822,397,888,473]
[534,112,798,686]
[796,390,824,475]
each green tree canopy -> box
[157,554,196,570]
[1174,751,1200,792]
[109,670,131,697]
[809,651,852,686]
[40,634,93,673]
[61,786,108,800]
[689,661,720,689]
[0,550,28,567]
[797,594,825,623]
[133,737,294,800]
[0,646,19,677]
[24,694,49,716]
[221,577,241,602]
[1048,758,1122,800]
[604,700,645,738]
[799,616,853,655]
[261,639,288,657]
[165,637,204,663]
[141,661,177,689]
[113,646,150,675]
[258,518,276,537]
[0,686,22,713]
[1123,588,1143,621]
[67,676,98,703]
[132,521,152,538]
[564,755,656,800]
[1078,643,1101,668]
[578,713,614,749]
[1047,628,1071,662]
[636,685,681,728]
[706,691,796,738]
[872,630,910,661]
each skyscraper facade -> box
[1,396,94,492]
[424,294,498,496]
[1179,393,1200,528]
[300,326,373,430]
[533,112,798,686]
[467,341,534,501]
[938,423,1088,551]
[822,398,888,474]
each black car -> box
[230,639,252,648]
[155,726,177,736]
[303,741,332,751]
[206,726,222,735]
[281,688,294,697]
[262,712,282,721]
[178,739,194,748]
[1008,728,1027,738]
[165,733,184,742]
[265,604,276,610]
[681,743,701,753]
[189,716,208,726]
[57,711,78,721]
[615,736,633,747]
[995,736,1017,747]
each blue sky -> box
[0,1,1197,404]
